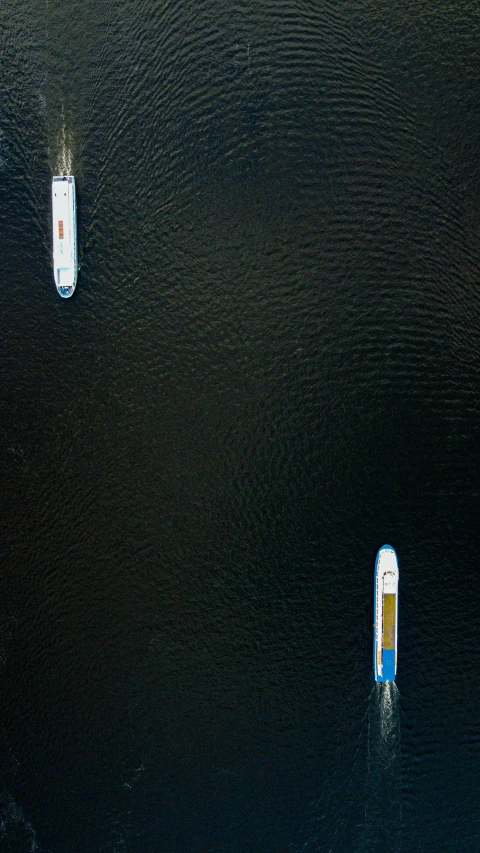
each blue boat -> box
[374,545,399,683]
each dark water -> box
[1,1,480,850]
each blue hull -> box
[374,545,398,683]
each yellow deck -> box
[383,594,396,650]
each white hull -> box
[52,176,77,297]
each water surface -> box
[1,1,480,850]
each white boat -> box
[373,545,399,682]
[52,175,77,297]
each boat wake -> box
[360,682,402,852]
[0,784,38,852]
[53,109,73,176]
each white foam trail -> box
[56,108,73,175]
[0,786,38,851]
[46,101,74,175]
[361,682,402,852]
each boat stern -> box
[55,265,76,297]
[57,283,75,298]
[378,649,396,682]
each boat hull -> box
[374,545,399,683]
[52,175,77,297]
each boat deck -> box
[383,594,396,650]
